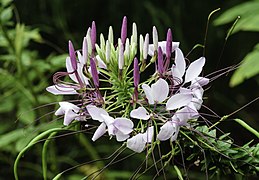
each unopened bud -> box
[91,21,96,50]
[121,16,127,44]
[106,40,111,62]
[68,40,77,71]
[118,39,124,70]
[152,26,158,52]
[90,58,99,87]
[143,33,149,60]
[108,26,114,45]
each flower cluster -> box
[47,17,209,153]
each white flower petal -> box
[54,102,80,126]
[96,55,107,69]
[63,109,78,126]
[46,85,78,95]
[115,131,130,142]
[171,65,183,85]
[55,102,80,116]
[143,126,154,143]
[185,57,205,83]
[77,63,89,85]
[142,84,154,104]
[148,41,180,56]
[130,107,150,120]
[170,125,180,142]
[86,105,109,122]
[175,48,186,78]
[152,78,169,103]
[166,93,193,110]
[66,57,78,83]
[113,118,134,135]
[127,134,146,153]
[157,121,176,141]
[191,77,209,87]
[92,122,107,141]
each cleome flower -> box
[47,16,210,155]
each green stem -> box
[14,128,66,180]
[42,132,58,180]
[235,119,259,138]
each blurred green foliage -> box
[215,0,259,86]
[0,0,258,179]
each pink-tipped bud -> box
[91,21,96,50]
[134,57,140,87]
[166,28,172,60]
[69,40,77,71]
[121,16,127,44]
[158,46,164,74]
[90,58,99,87]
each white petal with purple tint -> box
[130,107,150,120]
[166,93,193,110]
[157,121,176,141]
[185,57,205,83]
[46,85,78,95]
[86,105,109,122]
[127,133,146,153]
[152,78,169,103]
[113,118,134,135]
[92,122,107,141]
[142,84,154,104]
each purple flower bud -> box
[90,58,99,87]
[134,57,140,87]
[69,40,77,71]
[166,28,172,60]
[91,21,96,50]
[158,46,164,74]
[121,16,127,44]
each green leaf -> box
[0,129,24,150]
[230,43,259,86]
[214,1,259,25]
[1,0,13,7]
[0,6,13,22]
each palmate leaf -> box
[230,43,259,86]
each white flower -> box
[127,126,154,153]
[171,48,207,85]
[86,105,134,141]
[55,102,81,126]
[142,78,169,105]
[148,41,180,56]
